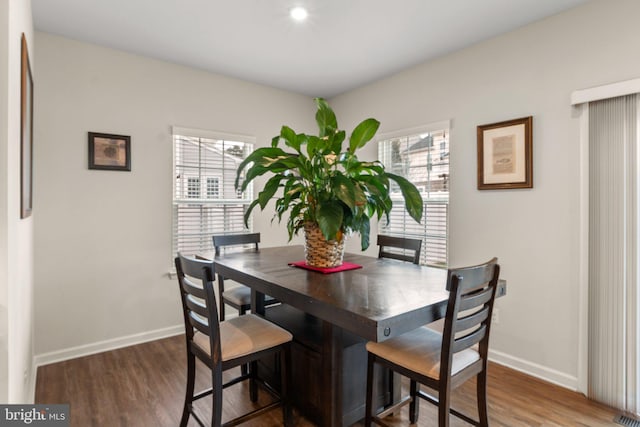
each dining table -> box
[205,245,506,427]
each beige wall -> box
[1,0,35,403]
[33,33,314,358]
[330,0,640,388]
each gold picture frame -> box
[88,132,131,171]
[20,34,33,218]
[477,116,532,190]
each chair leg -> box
[280,344,293,427]
[219,277,226,322]
[219,301,226,322]
[387,368,395,414]
[249,360,258,402]
[239,304,250,377]
[409,380,420,424]
[180,352,196,427]
[364,353,375,427]
[438,386,450,427]
[211,367,223,427]
[477,369,489,427]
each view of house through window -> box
[378,124,449,267]
[172,129,254,257]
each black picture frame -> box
[20,34,33,219]
[88,132,131,171]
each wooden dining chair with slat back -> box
[376,234,423,409]
[212,233,278,321]
[364,258,500,427]
[377,235,422,265]
[175,253,293,427]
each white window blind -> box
[378,124,449,267]
[172,129,254,257]
[588,93,639,414]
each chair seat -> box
[194,314,292,362]
[222,285,276,307]
[366,326,479,380]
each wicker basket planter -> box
[304,222,345,268]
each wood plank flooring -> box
[35,335,620,426]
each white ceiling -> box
[32,0,589,98]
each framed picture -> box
[477,116,532,190]
[88,132,131,171]
[20,34,33,218]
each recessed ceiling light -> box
[290,6,308,21]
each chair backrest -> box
[441,258,500,375]
[212,232,260,257]
[175,253,222,366]
[377,235,422,265]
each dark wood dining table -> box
[208,245,505,427]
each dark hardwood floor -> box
[35,335,619,426]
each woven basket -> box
[303,222,345,268]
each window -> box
[378,122,450,267]
[172,127,254,257]
[187,177,200,198]
[206,177,220,199]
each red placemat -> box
[288,260,362,274]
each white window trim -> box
[172,126,256,145]
[571,77,640,105]
[376,120,451,142]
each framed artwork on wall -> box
[21,33,34,219]
[88,132,131,171]
[477,116,533,190]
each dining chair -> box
[377,235,422,265]
[364,257,500,427]
[377,234,423,405]
[212,233,278,321]
[175,253,293,427]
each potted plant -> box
[235,98,423,267]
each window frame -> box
[377,120,450,268]
[171,126,255,261]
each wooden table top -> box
[209,245,451,342]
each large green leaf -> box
[240,166,269,191]
[357,216,371,251]
[280,126,301,153]
[349,118,380,153]
[307,135,321,158]
[243,199,261,227]
[315,98,337,137]
[235,147,290,188]
[331,174,356,209]
[258,175,282,209]
[330,130,346,153]
[356,175,387,198]
[316,202,343,240]
[386,172,424,223]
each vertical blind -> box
[378,127,449,267]
[172,131,253,257]
[588,93,639,414]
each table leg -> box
[321,321,343,427]
[251,289,266,316]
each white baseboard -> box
[32,325,184,370]
[489,348,579,391]
[26,358,37,404]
